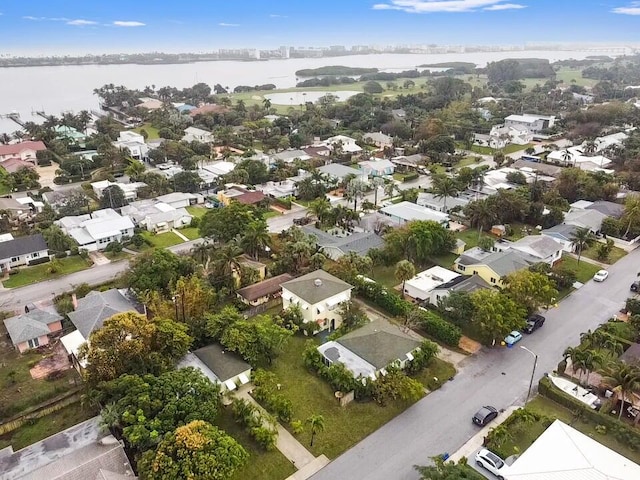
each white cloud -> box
[113,20,145,27]
[484,2,526,10]
[219,22,240,27]
[372,0,527,13]
[67,19,98,26]
[613,2,640,15]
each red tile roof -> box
[236,273,294,302]
[235,191,266,205]
[0,141,47,156]
[189,104,230,117]
[1,157,36,173]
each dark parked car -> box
[472,406,498,426]
[631,281,639,293]
[523,314,545,334]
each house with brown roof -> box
[236,273,293,306]
[217,185,267,206]
[189,103,230,117]
[0,140,47,162]
[0,157,36,174]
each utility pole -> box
[521,346,538,404]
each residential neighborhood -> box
[1,41,640,480]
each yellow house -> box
[232,256,267,288]
[453,247,535,288]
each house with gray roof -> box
[0,233,49,273]
[270,149,311,164]
[453,247,538,288]
[318,320,422,379]
[584,200,624,218]
[236,273,293,306]
[563,209,608,233]
[301,225,384,260]
[67,289,142,341]
[121,199,192,232]
[429,275,492,306]
[281,269,353,333]
[381,201,450,226]
[502,235,563,266]
[541,223,579,252]
[0,416,136,480]
[55,208,135,252]
[317,163,367,183]
[3,309,63,353]
[178,343,251,392]
[417,192,469,213]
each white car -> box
[475,448,509,479]
[593,270,609,282]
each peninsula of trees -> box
[295,66,378,76]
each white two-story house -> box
[56,208,135,252]
[281,269,354,333]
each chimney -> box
[71,293,78,310]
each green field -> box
[132,123,160,140]
[3,256,92,288]
[141,230,184,248]
[556,256,601,284]
[0,403,95,451]
[263,335,421,459]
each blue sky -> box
[0,0,639,55]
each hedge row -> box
[538,376,640,451]
[417,309,462,347]
[271,197,292,210]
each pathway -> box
[171,229,190,242]
[234,384,329,479]
[567,252,608,268]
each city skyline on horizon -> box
[0,0,639,56]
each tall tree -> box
[79,312,192,385]
[99,185,126,209]
[199,202,257,242]
[395,260,416,298]
[622,194,640,239]
[344,178,369,211]
[240,218,271,260]
[504,270,558,314]
[569,226,595,264]
[430,175,459,212]
[127,249,196,294]
[220,315,293,365]
[306,414,326,447]
[307,197,332,226]
[600,361,640,420]
[470,289,527,346]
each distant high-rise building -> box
[280,46,290,59]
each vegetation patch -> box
[3,256,92,288]
[140,230,184,248]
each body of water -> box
[0,50,614,133]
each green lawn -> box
[178,227,201,241]
[581,242,627,265]
[141,230,184,248]
[455,156,482,168]
[556,256,601,284]
[527,396,640,464]
[554,66,600,88]
[132,123,160,140]
[263,335,421,459]
[503,222,539,242]
[215,405,296,480]
[186,205,208,218]
[0,344,82,419]
[412,357,457,390]
[3,256,93,288]
[371,264,400,289]
[430,252,458,269]
[263,210,281,220]
[0,402,96,451]
[103,251,130,261]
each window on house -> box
[473,270,478,275]
[490,278,496,284]
[11,257,19,262]
[28,337,40,348]
[32,252,39,258]
[458,265,465,272]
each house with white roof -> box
[358,158,395,177]
[380,201,450,226]
[202,160,236,178]
[402,266,460,302]
[417,192,469,213]
[122,199,192,232]
[363,132,393,148]
[182,126,215,143]
[505,419,640,480]
[546,147,613,170]
[56,208,135,251]
[156,192,203,208]
[323,135,362,154]
[114,131,149,160]
[91,179,147,202]
[504,114,555,134]
[270,149,312,164]
[318,163,368,183]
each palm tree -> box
[306,414,325,447]
[192,240,217,275]
[622,194,640,240]
[125,159,146,180]
[561,346,580,378]
[344,178,368,211]
[240,220,271,260]
[561,149,574,167]
[213,241,244,287]
[464,199,498,240]
[395,260,416,298]
[262,98,272,111]
[384,181,398,200]
[569,226,595,264]
[371,177,385,205]
[307,198,332,226]
[430,175,459,212]
[583,139,598,156]
[601,361,640,420]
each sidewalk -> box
[235,384,329,479]
[171,228,190,242]
[448,406,520,463]
[566,252,607,268]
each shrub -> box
[402,172,419,182]
[353,276,412,317]
[130,234,145,248]
[105,241,123,253]
[626,297,640,315]
[231,398,278,450]
[54,251,68,259]
[252,369,294,423]
[28,257,51,266]
[418,310,462,347]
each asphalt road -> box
[311,247,640,480]
[0,239,203,311]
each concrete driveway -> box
[311,247,640,480]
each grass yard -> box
[131,123,160,140]
[178,227,201,241]
[503,222,539,242]
[412,357,457,390]
[554,66,600,88]
[141,230,184,248]
[556,256,600,284]
[456,227,493,250]
[215,405,296,480]
[103,251,130,261]
[263,210,281,220]
[455,156,482,168]
[430,252,458,269]
[186,205,208,218]
[371,264,399,289]
[581,242,627,265]
[527,396,640,464]
[0,402,96,451]
[3,256,92,288]
[264,335,421,459]
[0,344,82,420]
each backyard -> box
[186,205,208,218]
[0,402,96,451]
[141,230,185,248]
[131,123,160,140]
[215,406,296,480]
[262,335,422,459]
[2,256,93,289]
[0,342,82,420]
